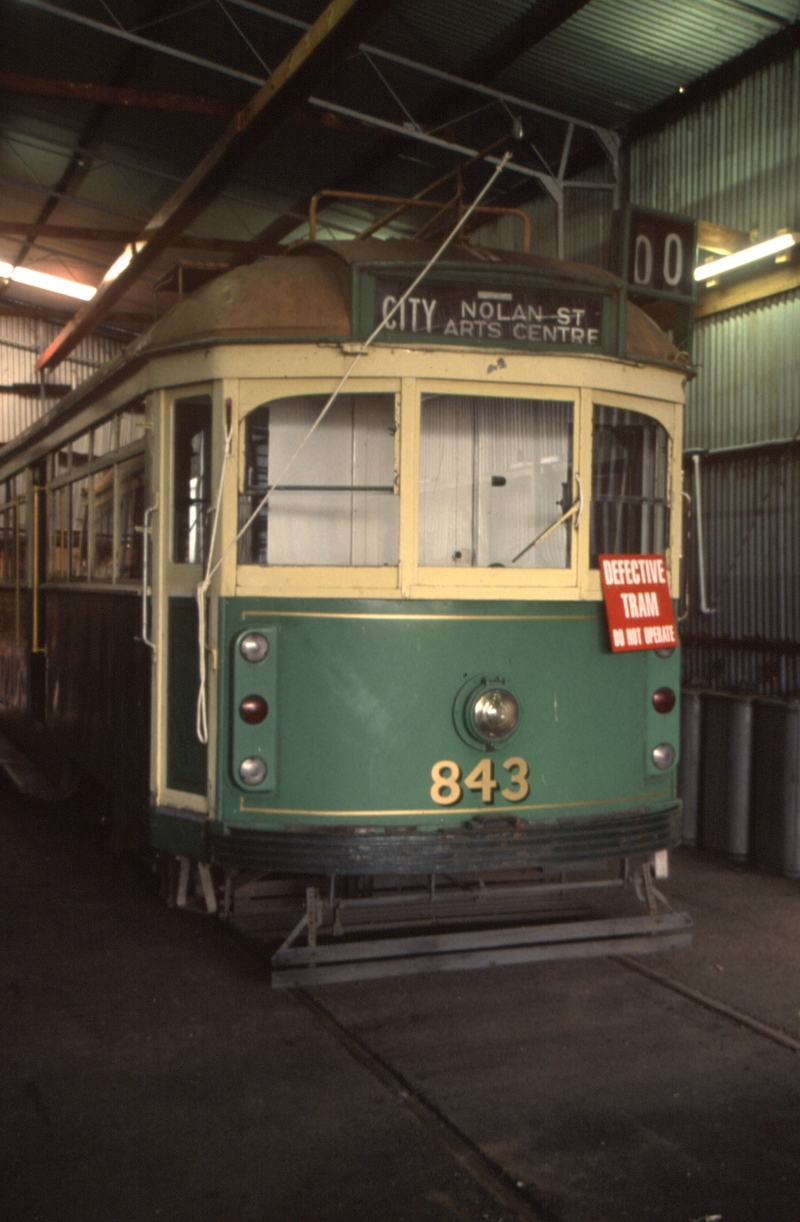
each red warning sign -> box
[599,554,677,653]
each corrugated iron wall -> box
[627,49,800,699]
[683,443,800,697]
[688,289,800,450]
[0,315,124,444]
[630,47,800,450]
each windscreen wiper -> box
[511,474,582,564]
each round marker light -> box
[652,687,676,714]
[654,646,676,659]
[651,743,676,771]
[470,688,519,742]
[240,633,269,663]
[240,695,268,725]
[239,756,267,786]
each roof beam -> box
[35,0,400,371]
[624,18,800,144]
[0,221,257,253]
[2,0,167,304]
[25,0,609,136]
[0,72,232,115]
[461,0,593,84]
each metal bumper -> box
[210,803,682,875]
[271,910,694,987]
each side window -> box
[92,468,114,580]
[118,457,146,580]
[49,485,69,580]
[239,393,398,567]
[0,503,13,581]
[45,398,148,584]
[173,396,211,565]
[590,405,669,567]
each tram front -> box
[147,240,686,881]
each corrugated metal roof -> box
[497,0,797,125]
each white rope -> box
[196,408,233,743]
[194,151,512,743]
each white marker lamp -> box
[694,232,799,282]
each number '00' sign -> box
[626,211,694,296]
[633,232,684,288]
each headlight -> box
[651,743,676,771]
[240,632,269,663]
[239,756,268,785]
[470,688,519,742]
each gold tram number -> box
[430,757,530,806]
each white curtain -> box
[255,394,398,566]
[419,395,573,568]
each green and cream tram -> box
[0,240,689,971]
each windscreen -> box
[590,405,670,567]
[418,394,574,569]
[239,393,398,567]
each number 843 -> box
[430,757,529,806]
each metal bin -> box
[700,693,753,862]
[751,699,800,879]
[678,689,703,846]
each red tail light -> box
[240,695,268,725]
[652,687,676,714]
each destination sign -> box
[373,279,605,348]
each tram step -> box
[0,733,61,801]
[271,910,694,987]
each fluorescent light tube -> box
[695,233,798,282]
[0,260,96,300]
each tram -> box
[0,237,690,979]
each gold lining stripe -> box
[241,610,595,622]
[238,789,669,817]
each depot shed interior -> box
[2,0,800,873]
[2,1,800,1218]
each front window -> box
[239,393,398,566]
[590,405,669,566]
[418,394,574,568]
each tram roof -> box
[133,238,683,362]
[0,240,685,467]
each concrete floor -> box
[2,775,800,1222]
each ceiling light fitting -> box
[694,232,798,282]
[0,260,95,300]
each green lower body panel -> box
[208,803,681,874]
[217,596,682,838]
[150,806,209,860]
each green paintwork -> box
[150,806,208,859]
[216,597,679,830]
[167,597,207,795]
